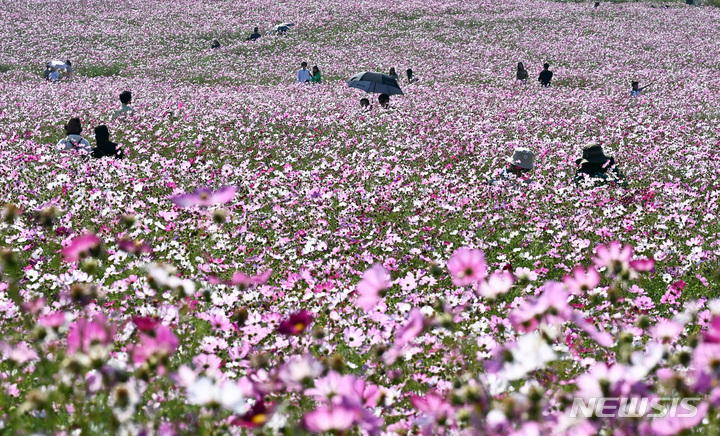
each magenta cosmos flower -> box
[447,247,487,286]
[67,314,116,354]
[278,310,313,336]
[61,233,101,262]
[356,264,390,310]
[171,186,236,208]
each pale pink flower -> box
[356,264,390,310]
[447,247,487,286]
[476,271,515,299]
[303,406,356,433]
[171,186,236,207]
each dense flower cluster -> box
[1,0,719,434]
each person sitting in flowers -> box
[491,147,534,184]
[113,91,135,118]
[360,98,372,111]
[246,27,261,41]
[92,125,124,159]
[56,117,92,154]
[574,142,625,186]
[630,80,653,97]
[378,93,390,109]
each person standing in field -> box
[389,67,399,80]
[57,117,92,154]
[516,62,528,81]
[297,62,311,83]
[538,63,553,87]
[310,66,321,84]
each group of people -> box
[516,61,652,96]
[496,142,624,187]
[56,91,134,158]
[516,62,553,87]
[44,60,73,82]
[296,62,322,84]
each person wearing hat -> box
[574,142,624,186]
[489,147,534,185]
[57,117,92,154]
[501,147,535,180]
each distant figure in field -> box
[64,60,73,79]
[594,1,600,8]
[310,66,321,84]
[630,81,652,97]
[43,65,54,81]
[406,68,417,84]
[57,117,92,154]
[92,125,124,159]
[378,93,390,108]
[297,62,311,83]
[211,39,221,49]
[389,67,399,81]
[114,91,135,118]
[538,63,553,87]
[516,62,528,81]
[574,142,624,186]
[247,27,261,41]
[360,98,372,110]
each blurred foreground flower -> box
[171,186,236,208]
[356,264,390,310]
[447,247,487,286]
[61,233,101,262]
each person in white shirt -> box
[56,117,92,154]
[113,91,135,118]
[297,62,311,83]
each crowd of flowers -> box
[1,0,720,434]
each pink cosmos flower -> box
[278,310,313,336]
[61,233,101,262]
[394,308,425,347]
[563,266,601,295]
[171,186,236,208]
[650,320,684,343]
[302,406,356,433]
[593,241,633,274]
[343,326,366,348]
[356,264,390,311]
[476,271,515,299]
[703,317,720,343]
[38,311,67,328]
[67,314,115,354]
[447,247,487,286]
[648,401,708,435]
[132,325,179,365]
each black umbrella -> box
[347,72,403,96]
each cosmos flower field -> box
[1,0,720,434]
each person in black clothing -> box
[247,27,261,41]
[574,142,624,186]
[538,63,553,87]
[516,62,528,81]
[211,39,221,49]
[378,93,390,108]
[406,68,417,84]
[92,125,124,159]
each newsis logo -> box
[570,397,702,419]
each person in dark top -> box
[360,98,372,110]
[516,62,528,81]
[378,93,390,108]
[538,63,553,87]
[406,68,417,84]
[574,142,624,186]
[92,125,124,159]
[211,39,221,49]
[594,1,600,7]
[389,68,399,81]
[247,27,261,41]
